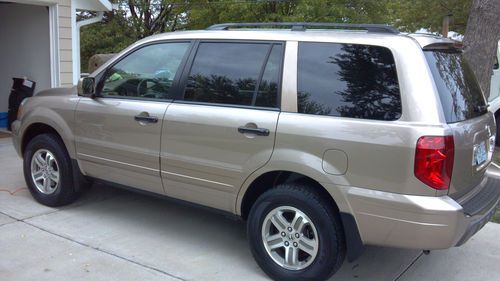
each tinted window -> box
[424,50,487,123]
[184,42,281,107]
[101,42,190,99]
[255,45,281,107]
[297,42,401,120]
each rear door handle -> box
[238,126,270,136]
[134,115,158,123]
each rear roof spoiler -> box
[408,34,463,50]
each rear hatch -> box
[424,48,496,199]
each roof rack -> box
[206,22,399,34]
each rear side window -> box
[297,42,401,120]
[184,42,282,108]
[424,50,487,123]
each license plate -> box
[473,141,488,166]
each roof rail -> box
[206,22,399,34]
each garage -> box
[0,0,112,129]
[0,2,51,128]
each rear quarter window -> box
[424,50,487,123]
[297,42,401,121]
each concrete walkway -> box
[0,137,499,281]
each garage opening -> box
[0,2,52,128]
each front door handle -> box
[134,115,158,123]
[238,126,270,136]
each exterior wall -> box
[0,3,51,114]
[1,0,111,95]
[57,0,74,87]
[7,0,75,87]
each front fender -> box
[19,95,80,159]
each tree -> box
[80,9,136,72]
[187,0,393,29]
[463,0,500,98]
[386,0,471,34]
[81,0,499,98]
[124,0,190,38]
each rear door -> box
[424,49,496,198]
[161,41,283,211]
[75,41,191,194]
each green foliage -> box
[386,0,471,33]
[80,10,135,72]
[80,0,472,71]
[493,210,500,224]
[187,0,393,29]
[186,0,470,32]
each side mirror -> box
[77,77,96,97]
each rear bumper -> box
[345,175,499,250]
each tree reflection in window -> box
[424,51,486,123]
[298,42,401,121]
[185,43,281,108]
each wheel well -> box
[21,123,62,155]
[495,109,500,120]
[241,171,365,261]
[240,171,339,220]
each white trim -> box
[74,0,112,11]
[74,12,104,83]
[48,4,60,87]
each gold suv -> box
[11,23,500,281]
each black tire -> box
[23,134,80,206]
[496,115,500,147]
[247,184,346,281]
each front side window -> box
[101,42,190,100]
[297,42,401,120]
[184,42,282,108]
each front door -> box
[75,41,191,194]
[161,41,284,211]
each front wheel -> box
[23,134,81,206]
[247,184,345,281]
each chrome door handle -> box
[134,115,158,123]
[237,126,270,136]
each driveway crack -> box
[394,252,424,281]
[20,220,189,281]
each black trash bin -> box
[7,77,35,131]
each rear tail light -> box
[414,136,454,190]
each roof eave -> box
[74,0,112,11]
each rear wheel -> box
[23,134,81,206]
[247,184,345,281]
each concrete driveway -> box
[0,136,499,281]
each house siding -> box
[57,0,73,87]
[24,0,73,86]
